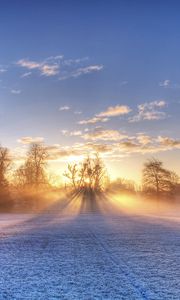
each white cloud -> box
[0,68,7,73]
[129,100,166,122]
[82,127,128,141]
[159,79,171,87]
[157,136,180,149]
[78,104,131,125]
[59,64,103,80]
[17,59,40,69]
[17,56,103,80]
[14,130,179,164]
[78,116,109,125]
[61,130,68,135]
[40,64,59,76]
[33,133,180,163]
[11,89,21,94]
[71,65,103,77]
[136,134,152,145]
[159,79,180,89]
[61,130,82,136]
[97,105,131,117]
[17,59,59,77]
[63,57,89,66]
[17,136,44,145]
[21,72,32,78]
[74,111,82,114]
[138,100,166,111]
[70,131,82,136]
[59,106,70,111]
[45,55,64,61]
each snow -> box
[0,195,180,299]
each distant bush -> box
[107,178,136,193]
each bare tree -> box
[64,153,108,193]
[0,146,11,191]
[91,154,108,191]
[64,164,78,190]
[142,158,179,196]
[15,144,48,190]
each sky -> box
[0,0,180,183]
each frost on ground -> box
[0,194,180,300]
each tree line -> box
[0,143,179,209]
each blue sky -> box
[0,0,180,181]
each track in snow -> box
[0,195,180,299]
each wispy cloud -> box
[78,104,131,125]
[17,136,44,144]
[59,106,70,111]
[136,134,152,145]
[97,105,131,117]
[59,64,103,80]
[0,67,7,73]
[40,64,59,76]
[159,79,180,89]
[157,136,180,148]
[20,72,32,78]
[16,55,103,80]
[78,116,109,125]
[72,65,103,77]
[74,111,82,115]
[61,130,82,136]
[17,59,59,76]
[45,55,64,61]
[82,127,128,141]
[63,57,88,66]
[129,100,166,122]
[17,59,40,69]
[159,79,171,88]
[34,133,180,163]
[120,81,128,86]
[11,89,21,94]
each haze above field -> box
[0,1,180,182]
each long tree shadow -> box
[0,190,112,240]
[79,190,101,214]
[0,191,80,235]
[1,190,180,300]
[1,190,180,241]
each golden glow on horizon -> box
[49,157,141,185]
[11,145,180,186]
[66,155,85,163]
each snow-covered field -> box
[0,195,180,299]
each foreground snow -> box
[0,196,180,299]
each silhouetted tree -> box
[0,146,12,209]
[64,154,108,193]
[64,164,78,190]
[142,158,179,196]
[0,146,11,191]
[15,144,48,191]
